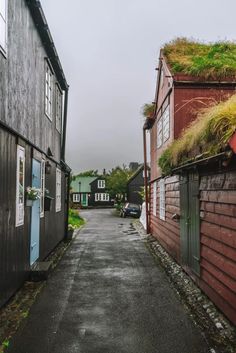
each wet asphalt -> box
[7,209,210,353]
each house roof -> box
[26,0,68,90]
[127,164,150,185]
[162,38,236,81]
[158,94,236,175]
[71,176,97,193]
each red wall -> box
[149,171,236,325]
[150,176,181,262]
[199,172,236,325]
[174,87,235,139]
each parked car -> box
[120,203,141,218]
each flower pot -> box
[26,199,34,207]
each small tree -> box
[106,166,132,203]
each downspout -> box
[64,170,71,240]
[62,87,69,162]
[143,127,150,234]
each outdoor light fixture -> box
[45,161,52,174]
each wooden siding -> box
[174,87,235,140]
[150,175,181,262]
[200,172,236,325]
[39,165,66,260]
[1,0,62,162]
[0,129,31,307]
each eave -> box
[25,0,68,91]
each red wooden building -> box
[144,39,236,325]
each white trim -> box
[0,0,7,56]
[15,145,25,227]
[45,61,53,120]
[55,168,61,212]
[97,180,105,188]
[73,193,80,203]
[95,193,109,202]
[159,179,165,221]
[40,159,45,218]
[153,181,157,216]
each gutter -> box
[61,88,69,162]
[172,151,230,173]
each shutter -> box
[180,174,189,266]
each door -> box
[180,172,200,275]
[81,193,88,207]
[30,159,41,266]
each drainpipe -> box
[64,170,71,240]
[143,126,150,234]
[62,87,69,162]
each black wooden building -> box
[0,0,70,307]
[127,165,150,205]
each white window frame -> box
[16,145,25,227]
[0,0,7,56]
[157,100,170,149]
[40,159,45,218]
[98,180,105,189]
[55,168,61,212]
[45,62,53,120]
[55,84,62,132]
[157,118,163,148]
[95,193,109,202]
[153,181,157,217]
[159,179,165,221]
[73,193,80,203]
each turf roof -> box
[158,94,236,175]
[163,38,236,79]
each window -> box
[95,193,109,201]
[157,100,170,148]
[157,118,163,148]
[45,62,53,120]
[159,179,165,221]
[163,105,170,142]
[55,84,62,132]
[0,0,7,54]
[40,159,45,217]
[73,193,80,203]
[153,181,157,216]
[55,168,61,212]
[98,180,105,188]
[16,145,25,227]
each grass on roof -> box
[158,94,236,175]
[163,38,236,79]
[142,103,155,117]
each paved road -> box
[8,209,209,353]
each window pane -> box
[0,15,6,50]
[0,0,6,19]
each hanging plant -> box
[26,187,41,201]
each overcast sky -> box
[40,0,236,173]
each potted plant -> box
[26,186,41,206]
[44,189,54,211]
[67,224,76,240]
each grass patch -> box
[68,209,85,229]
[163,38,236,79]
[158,94,236,174]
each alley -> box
[8,209,209,353]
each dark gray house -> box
[127,165,150,205]
[71,176,114,208]
[0,0,70,307]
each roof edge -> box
[25,0,69,90]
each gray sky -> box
[40,0,236,173]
